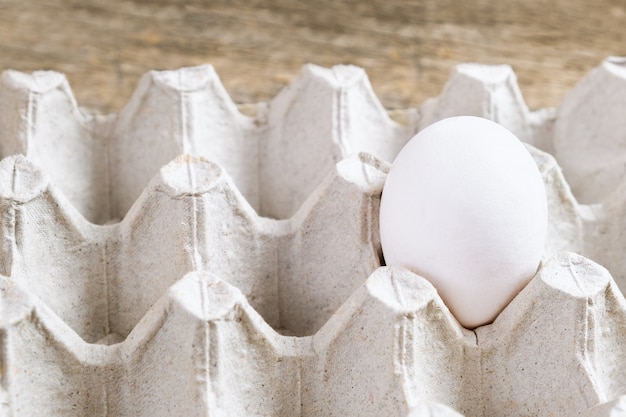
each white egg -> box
[379,116,547,329]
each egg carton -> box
[1,58,626,417]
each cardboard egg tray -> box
[1,58,626,417]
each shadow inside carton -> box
[95,333,125,345]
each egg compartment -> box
[1,58,626,417]
[0,151,385,342]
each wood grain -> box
[1,0,625,113]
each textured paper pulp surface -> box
[2,59,626,416]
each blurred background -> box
[1,0,624,113]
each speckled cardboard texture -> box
[2,58,626,416]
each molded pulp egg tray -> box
[2,57,626,417]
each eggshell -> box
[379,116,547,329]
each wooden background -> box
[1,0,625,114]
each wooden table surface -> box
[1,0,624,114]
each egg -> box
[379,116,547,329]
